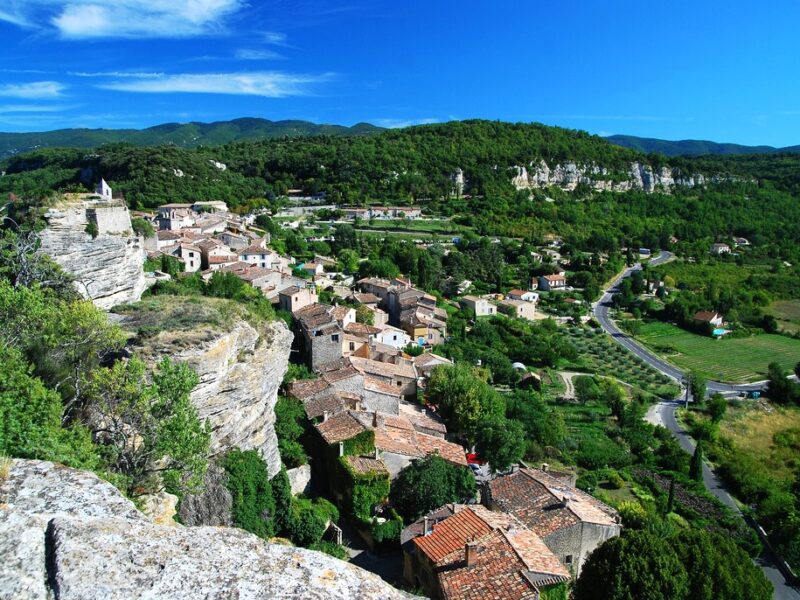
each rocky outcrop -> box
[39,197,146,309]
[122,302,292,478]
[509,159,716,193]
[0,459,410,599]
[177,463,234,527]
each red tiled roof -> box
[345,455,388,476]
[288,378,332,401]
[413,506,492,563]
[693,310,720,322]
[315,411,367,445]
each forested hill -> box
[0,118,382,159]
[606,134,800,157]
[2,119,799,210]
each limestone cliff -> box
[39,196,146,309]
[115,297,292,478]
[509,159,723,193]
[0,459,411,600]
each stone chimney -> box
[323,410,329,422]
[464,542,477,567]
[339,442,344,457]
[423,516,430,536]
[374,446,380,460]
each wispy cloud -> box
[235,48,284,61]
[69,71,162,79]
[0,0,245,39]
[97,71,334,97]
[260,31,290,46]
[0,103,73,113]
[372,117,439,129]
[0,81,65,99]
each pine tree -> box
[689,442,704,482]
[666,477,675,514]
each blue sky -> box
[1,0,799,146]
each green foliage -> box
[475,414,526,473]
[707,394,728,423]
[271,467,293,535]
[288,497,339,547]
[131,217,154,238]
[274,395,307,468]
[689,442,704,482]
[0,345,98,469]
[539,583,568,600]
[222,449,276,539]
[309,540,349,560]
[84,221,98,238]
[389,454,476,522]
[338,455,391,522]
[371,513,404,545]
[341,429,375,457]
[689,372,707,403]
[574,531,689,600]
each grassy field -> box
[652,260,758,290]
[350,218,471,235]
[768,299,800,334]
[563,325,680,398]
[636,321,800,383]
[717,402,800,482]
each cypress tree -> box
[689,442,704,482]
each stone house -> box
[413,353,453,380]
[497,299,536,321]
[710,242,732,255]
[459,295,497,317]
[278,286,319,314]
[239,245,276,269]
[374,325,411,349]
[401,504,569,599]
[293,303,346,371]
[539,274,567,291]
[484,467,621,576]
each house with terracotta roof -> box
[278,285,318,314]
[507,289,539,302]
[413,352,454,379]
[693,310,724,328]
[538,274,567,291]
[484,467,621,576]
[402,504,569,599]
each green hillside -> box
[0,117,382,159]
[606,134,800,157]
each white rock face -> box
[133,318,292,478]
[510,159,709,193]
[39,198,146,310]
[0,460,410,600]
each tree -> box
[689,372,707,404]
[223,449,276,539]
[427,363,504,441]
[707,394,727,423]
[390,454,476,522]
[574,531,689,600]
[271,467,293,535]
[131,217,155,238]
[355,304,374,325]
[475,414,526,473]
[574,375,601,405]
[673,530,772,600]
[767,362,796,405]
[690,441,704,482]
[85,357,210,496]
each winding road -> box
[596,252,799,599]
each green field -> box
[636,321,800,383]
[768,299,800,334]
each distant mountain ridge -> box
[605,134,800,157]
[0,117,383,159]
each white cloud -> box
[0,1,244,38]
[0,81,65,98]
[97,71,333,97]
[235,48,284,61]
[0,103,71,112]
[69,71,162,78]
[260,31,288,46]
[372,117,439,129]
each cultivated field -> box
[637,321,800,383]
[768,299,800,334]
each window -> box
[331,334,339,342]
[565,555,573,565]
[392,335,397,341]
[397,381,402,387]
[188,251,195,257]
[349,342,355,351]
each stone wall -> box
[0,459,410,600]
[287,464,312,496]
[543,521,622,577]
[39,197,146,310]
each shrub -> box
[223,449,275,539]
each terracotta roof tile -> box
[315,411,367,445]
[287,378,332,400]
[345,455,388,476]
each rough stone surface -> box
[0,459,145,600]
[39,197,146,309]
[134,319,292,478]
[0,460,410,600]
[140,492,179,527]
[286,464,312,496]
[509,159,722,193]
[177,463,233,527]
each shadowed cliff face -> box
[0,460,411,600]
[39,197,146,310]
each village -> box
[130,184,627,598]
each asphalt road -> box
[599,254,799,598]
[647,401,800,600]
[592,251,767,395]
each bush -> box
[390,455,476,522]
[310,541,349,560]
[222,449,275,539]
[289,497,339,547]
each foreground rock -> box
[39,196,146,309]
[0,460,411,600]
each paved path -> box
[646,401,800,599]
